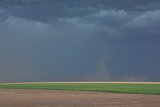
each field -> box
[0,82,160,95]
[0,82,160,107]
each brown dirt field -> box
[0,89,160,107]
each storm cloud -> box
[0,0,160,82]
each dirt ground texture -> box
[0,89,160,107]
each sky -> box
[0,0,160,82]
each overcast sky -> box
[0,0,160,82]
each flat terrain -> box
[0,89,160,107]
[0,82,160,95]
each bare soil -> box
[0,89,160,107]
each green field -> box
[0,82,160,95]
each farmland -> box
[0,82,160,95]
[0,82,160,107]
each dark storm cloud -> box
[0,0,160,82]
[1,0,160,22]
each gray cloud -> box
[0,9,8,21]
[1,0,160,22]
[127,9,160,29]
[0,0,160,82]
